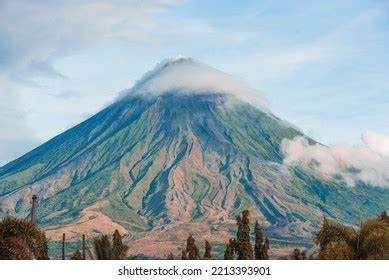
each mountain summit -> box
[127,56,268,110]
[0,58,388,256]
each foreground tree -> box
[167,252,175,260]
[236,210,254,260]
[70,249,83,260]
[291,248,306,260]
[203,240,212,259]
[0,217,49,260]
[93,235,112,260]
[181,249,188,260]
[186,235,200,260]
[263,237,270,260]
[224,239,235,260]
[315,212,389,260]
[91,230,128,260]
[254,221,264,259]
[380,211,389,222]
[112,230,128,260]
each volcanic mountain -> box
[1,57,388,256]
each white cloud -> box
[363,131,389,157]
[281,131,389,187]
[129,56,269,110]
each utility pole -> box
[31,195,38,223]
[62,233,66,260]
[82,234,86,260]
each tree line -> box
[0,205,388,260]
[174,210,270,260]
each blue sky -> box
[1,0,389,165]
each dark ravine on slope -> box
[0,57,388,256]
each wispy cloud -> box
[282,131,389,187]
[0,0,183,82]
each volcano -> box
[1,57,388,256]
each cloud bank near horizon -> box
[282,131,389,187]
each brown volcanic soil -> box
[45,200,127,240]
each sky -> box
[1,0,389,166]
